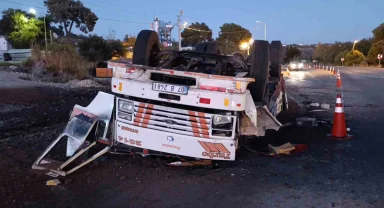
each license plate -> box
[152,83,188,95]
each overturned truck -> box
[33,30,287,176]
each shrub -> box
[31,43,92,79]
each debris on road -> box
[268,143,296,155]
[292,144,308,153]
[296,117,316,127]
[166,160,212,167]
[46,172,59,178]
[309,102,320,107]
[46,179,61,186]
[321,103,330,110]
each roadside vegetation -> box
[313,24,384,66]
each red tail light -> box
[199,98,211,104]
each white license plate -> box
[152,83,188,95]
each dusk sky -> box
[1,0,384,44]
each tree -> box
[284,45,301,63]
[312,42,353,64]
[344,50,364,66]
[79,35,108,66]
[334,50,349,65]
[0,9,32,35]
[44,0,98,37]
[123,34,136,50]
[181,22,212,47]
[372,23,384,43]
[367,40,384,65]
[355,38,372,56]
[217,23,252,55]
[8,12,43,48]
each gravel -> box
[65,79,105,88]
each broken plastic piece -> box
[46,179,61,186]
[268,143,295,155]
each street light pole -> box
[29,8,47,49]
[44,16,47,49]
[256,21,267,40]
[352,40,359,51]
[177,10,183,51]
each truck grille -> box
[132,101,211,138]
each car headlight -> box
[291,64,297,69]
[298,63,304,68]
[118,100,134,113]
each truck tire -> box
[249,40,270,102]
[206,41,222,54]
[195,41,221,54]
[195,42,207,53]
[269,41,283,77]
[132,30,160,66]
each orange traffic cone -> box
[336,70,342,88]
[327,94,353,140]
[333,68,337,76]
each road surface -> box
[1,67,384,208]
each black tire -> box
[249,40,270,102]
[205,41,222,54]
[269,41,283,77]
[132,30,160,66]
[195,42,207,53]
[195,41,221,54]
[3,53,12,61]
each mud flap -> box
[240,90,282,137]
[32,92,115,176]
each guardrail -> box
[0,49,32,61]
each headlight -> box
[290,64,297,69]
[212,115,233,130]
[298,63,304,68]
[118,111,132,121]
[213,116,231,125]
[118,100,134,113]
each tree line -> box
[313,24,384,66]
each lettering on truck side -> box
[118,136,142,147]
[121,126,139,134]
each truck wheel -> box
[195,42,207,53]
[269,41,283,77]
[132,30,160,66]
[249,40,270,102]
[195,41,221,54]
[206,41,222,54]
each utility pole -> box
[44,17,47,49]
[177,10,183,51]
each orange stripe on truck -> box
[213,143,230,154]
[205,142,219,152]
[198,141,211,152]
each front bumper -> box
[115,121,236,160]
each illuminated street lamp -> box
[240,39,254,55]
[352,40,359,51]
[256,21,267,40]
[29,8,47,49]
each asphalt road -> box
[1,67,384,208]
